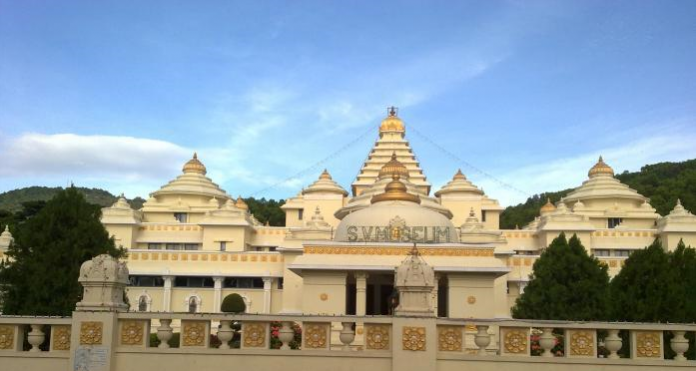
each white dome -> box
[334,201,458,243]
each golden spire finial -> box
[588,155,614,178]
[182,152,207,175]
[454,169,467,180]
[380,107,405,134]
[319,169,332,180]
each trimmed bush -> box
[221,293,246,313]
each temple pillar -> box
[433,274,441,316]
[213,276,224,313]
[263,277,273,313]
[355,272,369,316]
[163,275,173,312]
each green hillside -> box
[0,186,144,212]
[500,159,696,229]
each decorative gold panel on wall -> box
[80,322,103,345]
[636,331,661,358]
[243,323,267,348]
[304,323,329,349]
[438,326,462,351]
[501,328,528,355]
[402,327,426,351]
[120,321,145,346]
[569,330,594,356]
[0,325,15,349]
[365,325,390,350]
[182,322,206,347]
[52,326,71,351]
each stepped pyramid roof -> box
[434,169,484,197]
[351,108,430,196]
[562,156,650,205]
[150,153,231,200]
[303,170,348,196]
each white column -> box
[213,276,224,313]
[163,275,173,311]
[262,277,273,313]
[355,272,369,316]
[433,274,440,316]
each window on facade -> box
[174,276,215,288]
[481,210,487,222]
[277,278,284,290]
[174,212,188,223]
[607,218,623,228]
[614,249,631,257]
[138,296,148,312]
[129,275,165,287]
[298,209,304,221]
[188,297,198,313]
[593,249,610,257]
[148,243,162,250]
[165,243,200,251]
[219,241,226,251]
[223,277,264,289]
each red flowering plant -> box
[269,321,302,349]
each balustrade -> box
[1,313,694,368]
[0,317,71,353]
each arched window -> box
[138,295,148,312]
[188,296,198,313]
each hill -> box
[500,158,696,229]
[0,186,286,227]
[0,186,145,212]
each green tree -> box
[220,293,247,313]
[608,240,675,322]
[609,239,694,322]
[512,233,610,320]
[0,187,124,316]
[670,240,696,322]
[244,197,286,226]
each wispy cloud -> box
[476,131,696,207]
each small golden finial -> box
[388,106,398,117]
[193,152,198,159]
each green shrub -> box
[149,332,180,348]
[221,294,246,313]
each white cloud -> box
[476,132,696,207]
[0,133,192,197]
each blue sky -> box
[1,0,695,206]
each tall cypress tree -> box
[0,187,124,316]
[512,233,610,320]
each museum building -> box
[52,109,696,318]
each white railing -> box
[0,316,72,353]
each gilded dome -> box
[183,152,207,175]
[371,174,420,204]
[588,156,614,178]
[379,107,405,134]
[235,196,248,210]
[379,152,410,180]
[540,198,556,214]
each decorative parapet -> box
[76,254,129,312]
